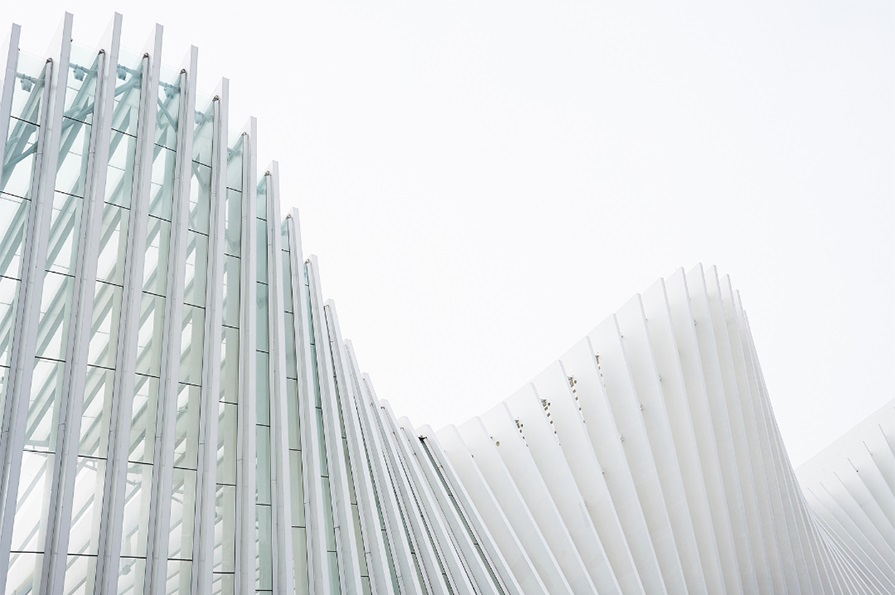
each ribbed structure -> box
[424,268,894,595]
[0,13,890,594]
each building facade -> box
[0,13,891,595]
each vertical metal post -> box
[190,77,228,595]
[234,117,257,595]
[265,164,297,593]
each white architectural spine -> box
[190,77,228,594]
[234,117,257,595]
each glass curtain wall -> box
[0,17,520,595]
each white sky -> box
[5,1,893,466]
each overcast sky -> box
[5,1,893,466]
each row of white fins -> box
[361,263,892,594]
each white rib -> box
[264,164,297,593]
[517,371,621,594]
[234,117,257,595]
[191,77,228,595]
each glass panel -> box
[46,192,83,275]
[9,52,47,125]
[256,176,268,221]
[0,118,39,198]
[0,192,31,279]
[79,366,114,457]
[179,306,205,387]
[135,293,165,377]
[68,457,105,555]
[183,231,208,307]
[7,552,43,595]
[256,425,271,505]
[0,277,20,367]
[105,131,138,207]
[213,485,236,573]
[256,219,268,283]
[25,358,63,451]
[211,572,235,595]
[224,189,241,256]
[56,120,91,197]
[11,451,53,552]
[63,45,100,125]
[155,75,182,150]
[289,449,305,526]
[255,505,272,590]
[220,327,239,404]
[173,383,200,470]
[4,53,44,197]
[328,551,340,591]
[95,202,129,285]
[222,255,240,328]
[192,99,214,166]
[352,505,366,573]
[120,462,153,557]
[110,54,144,136]
[2,117,40,199]
[168,468,197,559]
[286,378,300,449]
[35,270,74,361]
[226,137,243,191]
[281,248,294,313]
[292,527,309,595]
[256,352,269,425]
[216,402,237,484]
[189,162,211,234]
[63,554,96,595]
[284,313,297,378]
[149,146,177,221]
[143,217,172,296]
[256,283,269,352]
[0,366,7,433]
[117,557,145,595]
[88,282,122,369]
[321,478,336,551]
[129,374,159,463]
[165,560,191,595]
